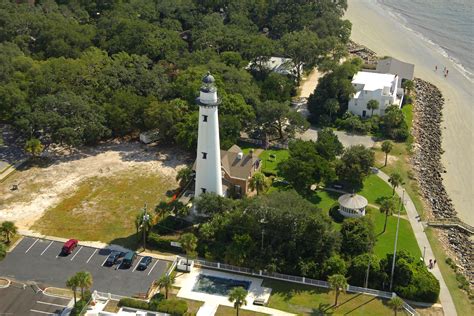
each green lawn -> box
[32,170,174,248]
[402,104,413,131]
[369,208,421,259]
[263,279,404,315]
[358,175,393,205]
[259,149,289,174]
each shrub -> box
[156,299,188,316]
[118,298,149,310]
[0,242,6,260]
[70,300,87,316]
[148,233,183,253]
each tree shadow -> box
[343,296,377,315]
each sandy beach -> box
[345,0,474,226]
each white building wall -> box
[348,87,398,118]
[194,96,223,198]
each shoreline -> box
[345,0,473,227]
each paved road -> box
[0,237,169,297]
[376,170,457,316]
[296,127,376,149]
[0,284,71,316]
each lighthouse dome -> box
[202,71,215,84]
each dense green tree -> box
[340,217,376,257]
[336,145,375,187]
[401,80,414,95]
[279,140,335,194]
[225,234,256,266]
[255,101,308,140]
[174,112,199,151]
[321,255,347,279]
[144,99,188,143]
[315,128,344,161]
[308,58,362,123]
[176,166,194,189]
[194,193,236,216]
[324,98,340,122]
[0,243,5,260]
[347,253,381,287]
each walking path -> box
[376,170,457,316]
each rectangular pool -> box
[192,274,251,296]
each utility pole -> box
[389,190,404,292]
[365,254,371,288]
[422,246,426,263]
[142,203,150,251]
[260,217,267,252]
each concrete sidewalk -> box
[376,171,457,316]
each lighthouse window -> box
[202,152,207,159]
[201,188,206,194]
[202,115,208,122]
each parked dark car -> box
[137,256,153,270]
[105,250,122,266]
[121,251,137,268]
[62,239,78,255]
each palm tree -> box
[179,233,198,272]
[381,141,393,167]
[75,271,93,300]
[328,274,348,307]
[24,138,44,158]
[158,274,175,299]
[402,80,414,95]
[249,172,267,195]
[1,221,17,244]
[324,99,340,121]
[380,198,396,234]
[388,172,404,196]
[367,99,379,117]
[228,287,248,316]
[66,275,79,305]
[388,296,404,315]
[176,166,193,188]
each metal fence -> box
[194,259,418,316]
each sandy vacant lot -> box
[0,141,190,230]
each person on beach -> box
[434,259,437,266]
[435,65,437,71]
[429,259,433,269]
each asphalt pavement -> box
[0,237,169,297]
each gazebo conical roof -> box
[338,193,368,209]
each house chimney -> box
[237,152,243,160]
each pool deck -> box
[175,267,295,316]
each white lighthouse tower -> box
[194,72,223,198]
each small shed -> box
[338,193,368,218]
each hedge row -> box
[118,297,188,316]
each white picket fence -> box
[194,259,419,316]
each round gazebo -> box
[338,193,368,218]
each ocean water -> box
[377,0,474,81]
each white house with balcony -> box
[348,71,403,118]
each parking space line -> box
[40,241,54,256]
[37,301,68,308]
[101,256,109,267]
[147,260,158,276]
[30,310,55,315]
[25,239,39,253]
[132,261,140,272]
[86,249,98,263]
[70,246,83,261]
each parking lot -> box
[0,284,71,315]
[0,237,169,297]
